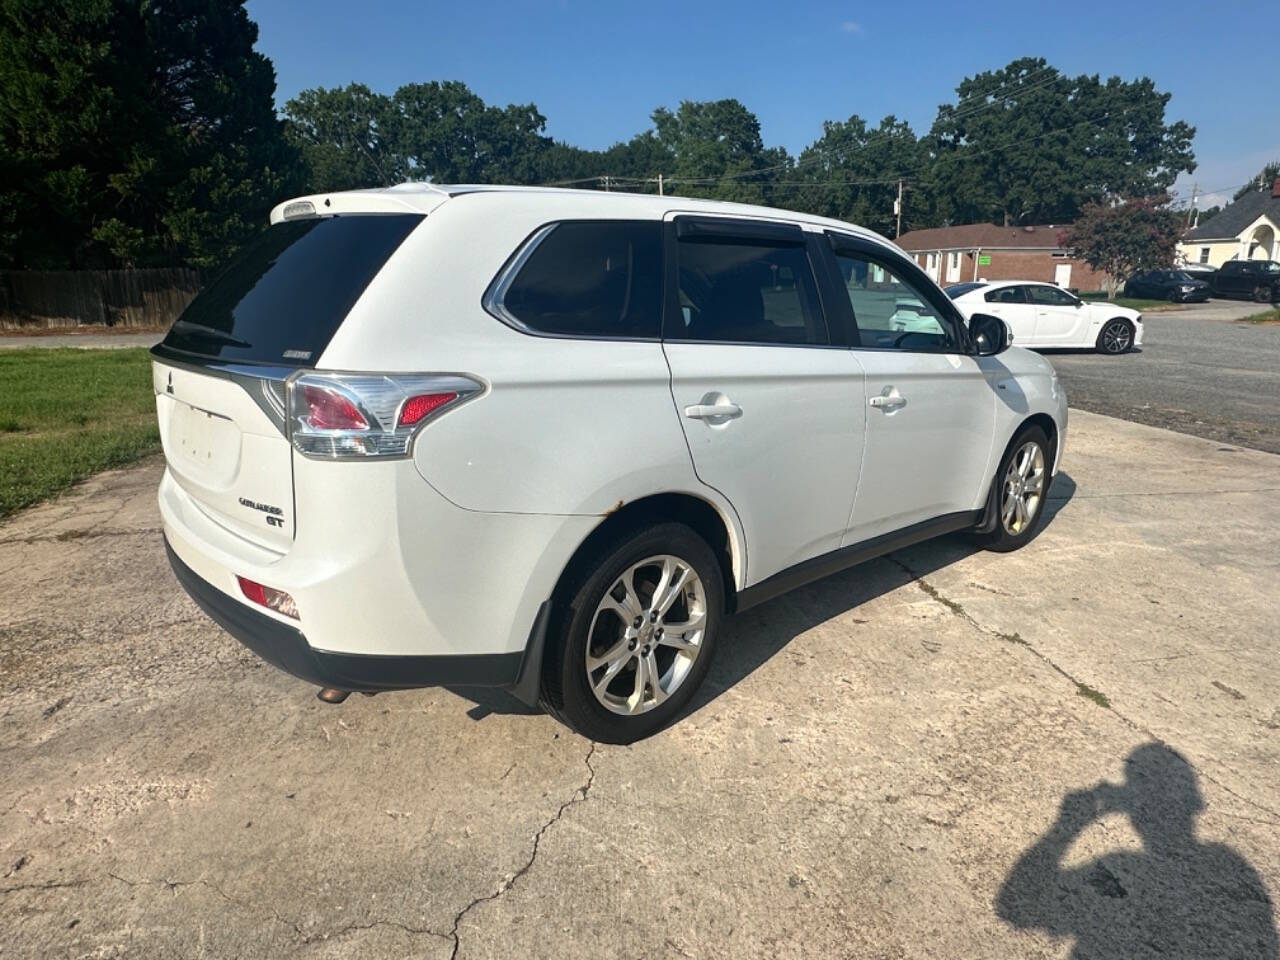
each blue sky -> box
[247,0,1276,211]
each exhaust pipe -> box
[316,687,350,704]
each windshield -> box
[944,282,987,298]
[160,214,424,365]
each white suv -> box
[154,184,1067,743]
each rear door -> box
[152,213,424,550]
[822,234,996,543]
[662,216,865,584]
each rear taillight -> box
[288,372,481,460]
[237,576,299,619]
[302,385,368,431]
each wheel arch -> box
[977,413,1059,534]
[554,492,744,612]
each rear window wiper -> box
[171,319,252,349]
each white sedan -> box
[946,281,1143,354]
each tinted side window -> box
[1027,285,1077,306]
[673,240,826,345]
[834,252,957,350]
[985,286,1027,304]
[495,221,662,338]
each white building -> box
[1179,179,1280,269]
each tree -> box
[651,99,789,205]
[794,114,930,236]
[1233,161,1280,200]
[284,84,403,191]
[285,80,553,189]
[927,57,1195,226]
[0,0,301,269]
[1061,196,1182,295]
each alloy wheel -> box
[586,555,707,716]
[1101,320,1132,354]
[1001,441,1046,536]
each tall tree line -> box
[0,0,1197,272]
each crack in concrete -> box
[888,554,1280,827]
[0,526,163,547]
[106,870,454,947]
[448,742,598,959]
[107,871,305,938]
[303,918,452,947]
[1,878,90,894]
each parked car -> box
[1123,270,1210,303]
[154,185,1067,743]
[1211,260,1280,302]
[948,281,1143,354]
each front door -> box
[662,217,865,585]
[1027,283,1086,345]
[1054,263,1072,287]
[824,237,997,543]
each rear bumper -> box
[165,538,523,690]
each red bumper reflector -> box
[398,392,459,427]
[237,576,300,620]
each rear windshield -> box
[160,214,423,365]
[945,282,987,298]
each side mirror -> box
[970,313,1011,356]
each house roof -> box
[895,222,1068,251]
[1185,187,1280,241]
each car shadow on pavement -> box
[997,743,1278,959]
[453,471,1077,724]
[685,469,1076,717]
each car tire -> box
[540,522,724,744]
[974,425,1053,553]
[1255,285,1274,304]
[1168,289,1179,303]
[1096,318,1134,354]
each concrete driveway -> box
[2,411,1278,959]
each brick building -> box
[895,222,1108,292]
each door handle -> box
[684,399,743,421]
[869,391,907,412]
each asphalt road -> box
[1047,299,1280,453]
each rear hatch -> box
[152,213,424,551]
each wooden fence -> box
[0,269,202,330]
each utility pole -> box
[895,179,904,239]
[658,174,664,197]
[1185,182,1198,229]
[602,176,611,192]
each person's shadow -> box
[998,743,1278,959]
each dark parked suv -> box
[1212,260,1280,303]
[1124,269,1211,302]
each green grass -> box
[0,348,159,519]
[1239,308,1280,324]
[1075,291,1185,311]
